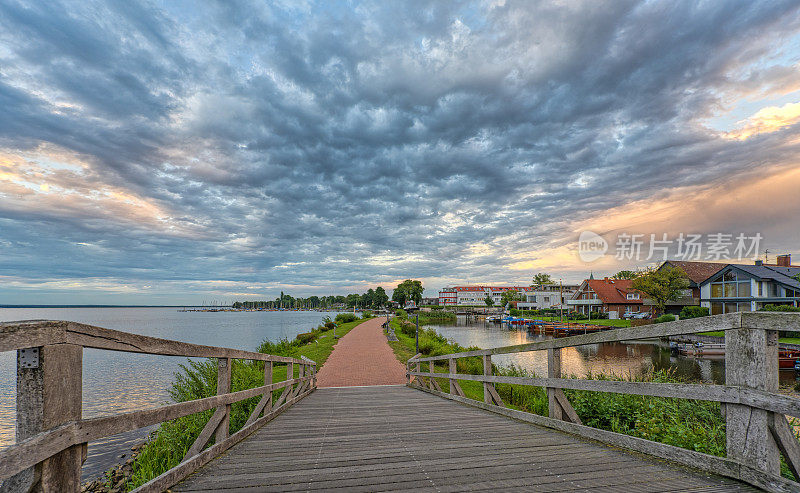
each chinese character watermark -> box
[577,231,762,263]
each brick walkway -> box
[316,317,407,387]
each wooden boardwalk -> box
[175,386,757,492]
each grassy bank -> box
[385,319,798,480]
[127,315,370,490]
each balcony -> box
[567,299,602,306]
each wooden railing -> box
[406,312,800,493]
[0,320,316,493]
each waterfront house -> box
[516,284,580,310]
[567,277,651,319]
[438,285,536,306]
[698,255,800,314]
[656,260,725,314]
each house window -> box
[711,302,723,315]
[710,270,753,299]
[738,282,751,297]
[626,293,640,300]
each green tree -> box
[531,273,553,287]
[374,286,389,307]
[631,267,690,315]
[500,290,523,307]
[613,270,640,280]
[393,279,424,306]
[484,295,494,307]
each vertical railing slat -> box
[725,326,779,475]
[547,348,562,420]
[215,358,232,444]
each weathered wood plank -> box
[413,385,795,493]
[176,386,759,493]
[769,412,800,481]
[483,355,492,405]
[553,389,581,425]
[547,348,562,421]
[131,386,315,493]
[726,327,780,476]
[215,358,232,444]
[0,320,307,363]
[0,377,311,480]
[409,371,800,418]
[183,409,226,461]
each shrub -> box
[256,337,300,357]
[322,319,336,331]
[295,332,318,345]
[361,310,373,319]
[654,314,676,324]
[680,306,709,319]
[335,313,358,324]
[760,304,800,312]
[395,309,408,319]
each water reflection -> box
[429,317,788,386]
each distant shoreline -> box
[0,305,207,308]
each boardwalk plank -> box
[175,386,760,493]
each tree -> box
[631,266,690,315]
[531,273,553,287]
[500,290,523,307]
[374,286,389,307]
[613,270,640,280]
[484,295,494,307]
[393,279,423,306]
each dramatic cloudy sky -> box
[2,0,800,304]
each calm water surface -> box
[429,317,797,385]
[0,307,348,480]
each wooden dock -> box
[175,385,755,492]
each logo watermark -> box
[578,230,609,262]
[577,232,763,263]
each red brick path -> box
[316,317,407,387]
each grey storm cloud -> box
[1,0,800,302]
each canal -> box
[427,316,799,386]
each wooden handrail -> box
[406,312,800,493]
[0,320,304,363]
[0,320,317,492]
[412,312,800,362]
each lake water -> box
[429,317,800,385]
[0,307,349,480]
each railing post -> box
[215,358,232,444]
[3,344,83,493]
[483,355,492,404]
[264,361,273,415]
[287,361,294,396]
[725,326,779,475]
[298,363,305,393]
[449,358,456,394]
[547,348,562,420]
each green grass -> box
[127,317,369,490]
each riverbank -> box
[83,314,372,491]
[385,316,799,480]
